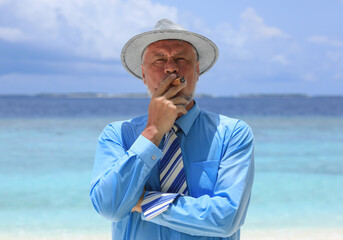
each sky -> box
[0,0,343,96]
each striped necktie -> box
[159,125,188,195]
[141,125,188,220]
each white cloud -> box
[213,8,294,67]
[0,27,26,42]
[240,8,290,40]
[214,7,289,48]
[213,7,291,61]
[0,0,178,59]
[308,35,343,47]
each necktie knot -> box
[171,124,179,133]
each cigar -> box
[171,77,186,86]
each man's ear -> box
[141,65,146,84]
[196,62,200,81]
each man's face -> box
[141,39,200,102]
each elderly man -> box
[90,19,254,240]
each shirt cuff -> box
[129,134,163,169]
[140,191,181,221]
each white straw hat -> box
[121,19,219,79]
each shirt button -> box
[151,155,156,160]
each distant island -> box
[236,93,309,98]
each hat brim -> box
[121,30,219,79]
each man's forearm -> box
[90,127,163,221]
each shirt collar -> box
[175,101,200,136]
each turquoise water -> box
[1,98,343,236]
[245,116,343,229]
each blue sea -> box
[0,96,343,238]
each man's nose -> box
[164,58,178,74]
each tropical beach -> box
[1,1,343,239]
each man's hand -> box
[142,74,188,146]
[131,189,146,213]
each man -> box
[90,19,254,240]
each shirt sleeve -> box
[90,123,163,222]
[142,120,255,238]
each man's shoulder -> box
[107,115,148,128]
[100,115,148,138]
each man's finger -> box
[152,73,178,97]
[170,96,189,106]
[176,105,188,116]
[163,80,187,99]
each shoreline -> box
[242,227,343,240]
[1,228,342,240]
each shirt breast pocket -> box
[188,160,219,197]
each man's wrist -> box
[131,189,145,213]
[142,126,164,147]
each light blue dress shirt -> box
[90,102,254,240]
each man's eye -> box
[155,59,165,62]
[176,58,186,61]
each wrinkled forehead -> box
[141,39,199,61]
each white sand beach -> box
[2,228,343,240]
[243,228,343,240]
